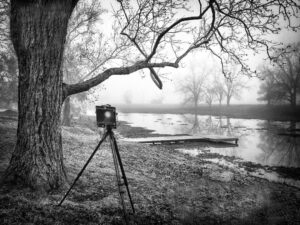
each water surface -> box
[119,113,300,168]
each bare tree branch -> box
[64,61,178,97]
[64,0,300,97]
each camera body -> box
[95,105,117,129]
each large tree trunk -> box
[4,0,76,191]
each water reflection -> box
[258,121,300,167]
[181,114,235,136]
[119,113,300,168]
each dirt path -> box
[0,116,299,224]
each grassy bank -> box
[117,104,300,121]
[0,115,299,224]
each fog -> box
[92,27,300,106]
[88,1,300,106]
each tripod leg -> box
[109,133,129,224]
[109,131,135,214]
[58,132,108,206]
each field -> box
[0,112,300,225]
[117,104,300,121]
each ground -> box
[0,112,299,225]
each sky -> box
[92,1,300,106]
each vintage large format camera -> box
[59,104,135,216]
[96,105,117,129]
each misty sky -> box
[94,30,299,106]
[90,1,300,106]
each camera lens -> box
[105,111,112,118]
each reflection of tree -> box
[181,113,201,135]
[181,114,233,136]
[258,121,300,167]
[218,117,233,136]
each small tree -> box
[224,77,246,106]
[257,66,285,105]
[62,1,114,126]
[178,67,206,112]
[273,43,300,107]
[257,43,300,106]
[223,65,247,106]
[204,86,215,108]
[212,76,225,105]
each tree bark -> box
[62,97,71,126]
[4,0,76,191]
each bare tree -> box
[0,0,18,109]
[204,86,215,108]
[224,77,245,106]
[61,1,130,125]
[178,67,206,112]
[273,43,300,106]
[257,66,285,105]
[5,0,300,191]
[62,1,104,126]
[257,43,300,106]
[212,76,225,105]
[223,65,247,106]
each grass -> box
[0,114,300,224]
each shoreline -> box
[1,104,300,123]
[117,104,300,122]
[116,119,300,187]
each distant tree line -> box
[179,42,300,109]
[257,43,300,107]
[178,63,247,109]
